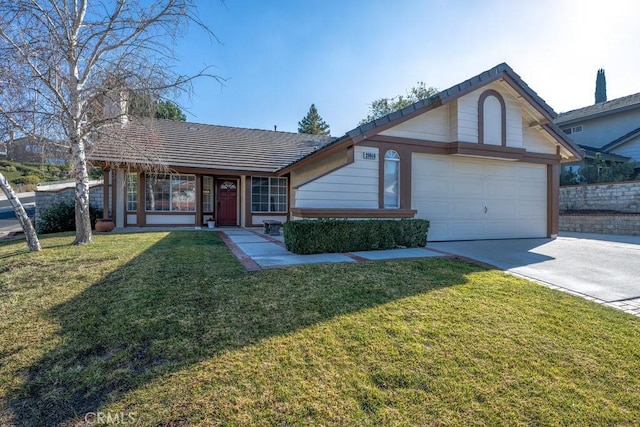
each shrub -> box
[283,219,430,255]
[37,200,103,234]
[14,174,42,185]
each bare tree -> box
[0,173,41,251]
[0,0,220,245]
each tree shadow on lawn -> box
[7,231,478,426]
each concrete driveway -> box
[428,232,640,304]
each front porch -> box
[101,169,289,229]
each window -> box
[384,150,400,208]
[478,90,506,146]
[145,173,196,212]
[564,125,583,135]
[251,177,287,212]
[127,173,138,211]
[203,176,214,212]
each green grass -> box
[1,231,639,426]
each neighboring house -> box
[89,63,580,241]
[555,93,640,171]
[2,135,68,165]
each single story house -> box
[89,63,581,241]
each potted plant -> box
[206,217,215,229]
[95,218,115,232]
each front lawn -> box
[1,231,639,426]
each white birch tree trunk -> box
[0,172,41,252]
[71,136,93,245]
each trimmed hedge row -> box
[283,219,430,255]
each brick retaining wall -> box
[560,181,640,213]
[559,182,640,235]
[560,214,640,236]
[35,182,105,226]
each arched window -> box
[384,150,400,208]
[478,90,506,146]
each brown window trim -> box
[290,208,416,219]
[478,89,507,146]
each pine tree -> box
[298,104,331,135]
[595,69,607,104]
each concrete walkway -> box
[216,228,442,271]
[217,228,640,318]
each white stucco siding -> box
[380,105,450,142]
[294,146,379,208]
[522,125,557,154]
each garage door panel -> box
[422,201,454,219]
[517,200,546,216]
[451,179,484,197]
[412,153,547,241]
[486,200,517,218]
[485,221,517,238]
[518,165,546,179]
[417,179,450,197]
[451,221,485,240]
[455,161,485,175]
[486,181,517,197]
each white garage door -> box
[412,154,547,241]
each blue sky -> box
[172,0,640,136]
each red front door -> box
[217,180,238,226]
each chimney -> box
[103,89,129,125]
[274,125,277,131]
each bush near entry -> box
[283,219,430,254]
[37,200,103,234]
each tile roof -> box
[576,145,630,162]
[555,92,640,125]
[88,118,335,173]
[347,62,559,139]
[336,62,580,159]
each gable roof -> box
[347,62,559,141]
[287,62,580,167]
[88,118,335,173]
[576,145,630,162]
[555,92,640,125]
[601,126,640,152]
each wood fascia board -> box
[365,134,451,152]
[540,123,582,160]
[291,146,355,189]
[501,74,556,123]
[92,161,269,176]
[451,141,526,160]
[290,208,417,219]
[367,135,561,164]
[276,137,354,175]
[351,74,507,145]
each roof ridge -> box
[557,92,640,119]
[347,62,558,138]
[601,126,640,151]
[150,117,332,138]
